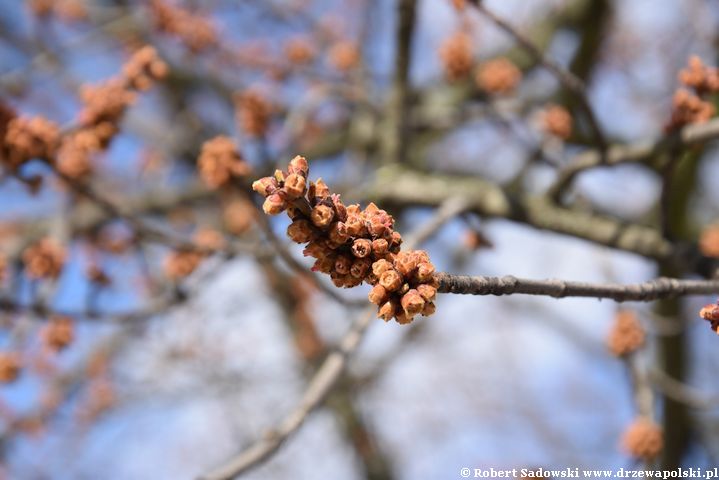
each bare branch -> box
[435,272,719,302]
[547,117,719,201]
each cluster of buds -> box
[3,116,60,170]
[78,46,167,145]
[122,45,170,91]
[539,104,573,140]
[621,417,663,460]
[449,0,466,11]
[328,41,360,72]
[666,56,719,132]
[439,31,473,81]
[285,37,316,65]
[150,0,218,53]
[23,237,66,280]
[50,46,168,179]
[223,198,255,235]
[253,155,438,324]
[235,90,271,137]
[0,352,21,383]
[606,310,645,356]
[197,136,251,189]
[699,300,719,334]
[27,0,87,21]
[42,316,75,352]
[56,129,100,179]
[679,55,719,95]
[699,224,719,258]
[164,228,225,280]
[475,58,521,95]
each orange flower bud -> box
[416,284,437,302]
[379,269,402,292]
[378,301,396,321]
[310,205,335,228]
[371,238,388,255]
[372,259,393,277]
[287,219,315,243]
[368,284,388,305]
[288,155,309,177]
[263,193,286,215]
[351,238,372,258]
[328,221,349,245]
[401,289,425,317]
[252,176,278,197]
[416,262,435,282]
[283,173,306,199]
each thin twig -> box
[435,273,719,302]
[649,367,719,409]
[546,117,719,201]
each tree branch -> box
[434,272,719,301]
[546,117,719,201]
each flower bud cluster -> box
[150,0,218,53]
[164,228,225,280]
[285,37,316,65]
[439,31,473,81]
[48,46,167,179]
[253,156,438,324]
[23,237,66,280]
[42,316,75,352]
[699,301,719,334]
[667,56,719,131]
[539,104,572,140]
[475,58,521,95]
[621,417,663,460]
[3,116,61,170]
[328,41,360,72]
[235,90,271,137]
[197,136,251,188]
[0,352,20,383]
[606,310,645,356]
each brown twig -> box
[435,272,719,301]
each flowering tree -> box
[2,0,719,478]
